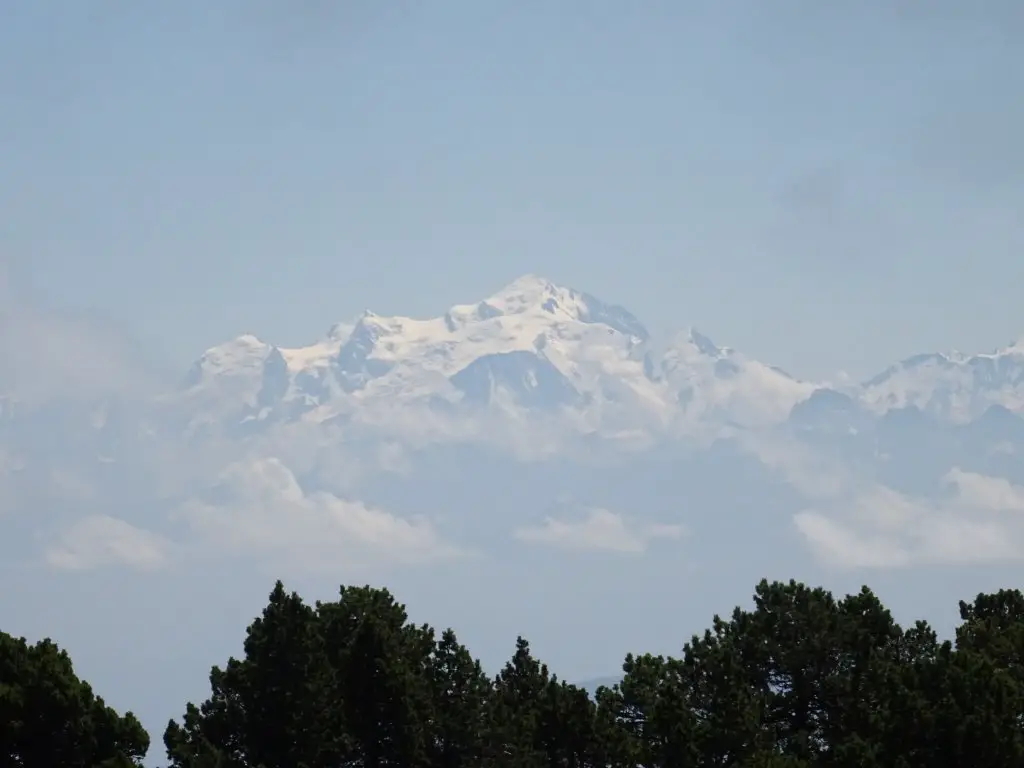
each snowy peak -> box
[478,274,598,323]
[200,334,271,370]
[437,274,577,331]
[481,273,567,316]
[173,275,817,436]
[471,275,650,340]
[645,327,813,427]
[861,338,1024,422]
[181,334,274,388]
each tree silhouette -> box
[163,578,1024,767]
[0,631,149,767]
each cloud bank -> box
[794,468,1024,569]
[46,515,170,571]
[172,458,465,571]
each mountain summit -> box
[860,341,1024,422]
[173,275,1024,441]
[176,276,812,438]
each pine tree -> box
[164,580,333,768]
[0,631,149,767]
[427,628,492,767]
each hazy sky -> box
[5,7,1024,762]
[3,2,1023,381]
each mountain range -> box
[5,275,1024,530]
[167,273,1024,445]
[5,273,1024,754]
[5,271,1022,576]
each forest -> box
[2,577,1024,767]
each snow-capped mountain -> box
[859,340,1024,422]
[7,274,1024,451]
[174,275,815,441]
[7,272,1024,602]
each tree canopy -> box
[0,630,149,767]
[162,578,1024,767]
[4,577,1024,767]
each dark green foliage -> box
[15,576,1020,767]
[162,578,1024,767]
[164,580,333,768]
[427,628,491,766]
[0,630,149,767]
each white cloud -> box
[46,515,170,571]
[792,512,911,569]
[748,436,1024,568]
[944,467,1024,512]
[794,468,1024,569]
[174,458,464,570]
[514,507,683,554]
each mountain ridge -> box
[173,275,1024,440]
[174,275,815,439]
[5,276,1024,602]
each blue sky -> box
[4,2,1024,380]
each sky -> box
[4,5,1024,762]
[2,2,1023,382]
